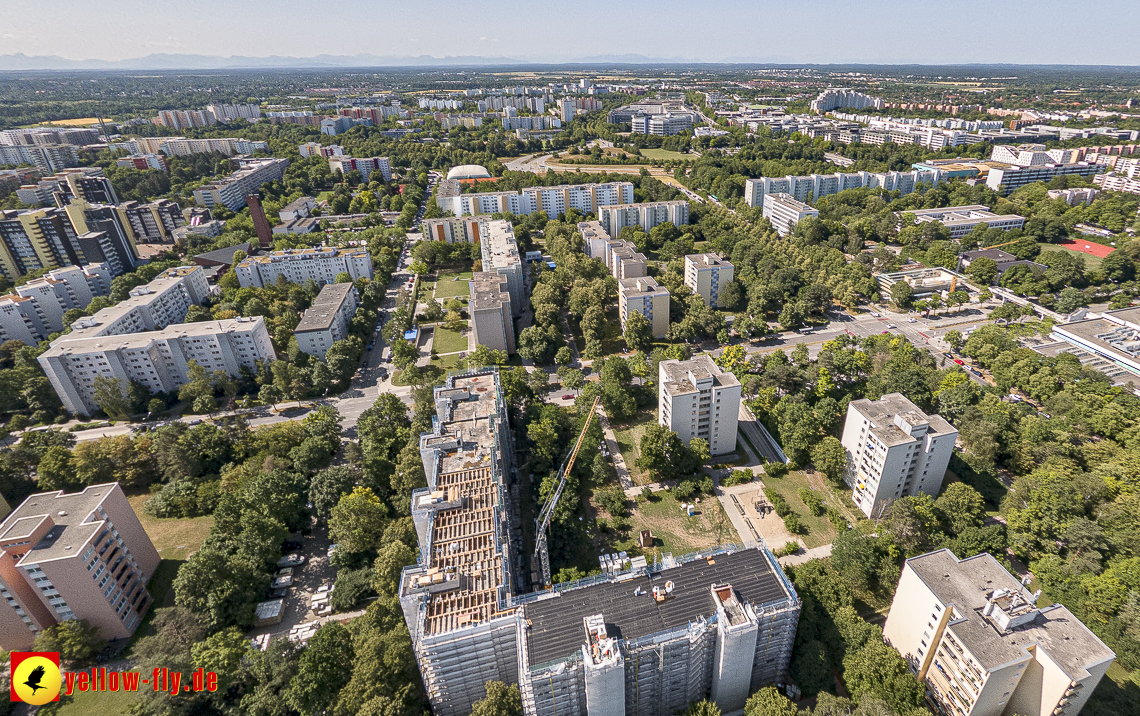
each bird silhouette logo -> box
[10,652,61,704]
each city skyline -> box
[2,0,1140,66]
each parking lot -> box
[248,525,340,643]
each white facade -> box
[618,276,669,339]
[436,182,633,218]
[39,317,276,417]
[191,158,289,211]
[684,253,734,308]
[904,205,1026,239]
[985,162,1102,195]
[597,201,689,235]
[235,247,373,288]
[658,355,741,456]
[762,193,819,237]
[810,88,884,113]
[328,156,392,182]
[469,272,515,355]
[294,283,359,359]
[743,169,946,209]
[840,394,957,518]
[479,220,525,317]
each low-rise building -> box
[0,483,161,650]
[1093,172,1140,196]
[658,355,741,456]
[840,394,957,518]
[115,154,168,172]
[876,267,974,301]
[684,253,734,308]
[618,276,670,339]
[298,142,344,158]
[1053,307,1140,380]
[235,247,373,288]
[1047,187,1099,206]
[903,205,1025,239]
[762,193,819,236]
[294,283,358,359]
[958,248,1044,278]
[743,169,946,209]
[469,273,515,354]
[278,197,316,223]
[884,549,1114,716]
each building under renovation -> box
[399,368,801,716]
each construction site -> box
[398,367,802,716]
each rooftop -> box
[295,282,355,333]
[470,272,510,312]
[849,393,956,448]
[446,164,491,180]
[660,354,740,396]
[961,248,1017,263]
[685,253,732,269]
[480,219,520,272]
[763,192,816,212]
[0,484,120,565]
[908,550,1114,678]
[618,276,667,297]
[194,242,251,266]
[523,548,791,667]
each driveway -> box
[248,526,338,642]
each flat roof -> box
[849,393,956,447]
[295,282,355,332]
[470,272,510,312]
[523,548,790,667]
[0,484,120,564]
[42,317,266,358]
[660,354,740,396]
[685,253,732,269]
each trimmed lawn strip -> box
[432,326,469,354]
[434,270,473,298]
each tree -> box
[191,626,250,691]
[390,338,418,371]
[810,436,847,484]
[636,424,687,480]
[36,445,77,491]
[890,281,914,309]
[468,343,508,367]
[744,687,798,716]
[935,482,986,536]
[259,383,284,410]
[965,256,1000,285]
[555,346,573,365]
[92,375,132,420]
[33,619,104,666]
[842,639,926,712]
[1055,286,1087,314]
[945,330,964,353]
[689,437,711,464]
[557,366,584,394]
[285,622,354,715]
[623,310,654,353]
[470,680,523,716]
[329,487,389,555]
[310,466,359,520]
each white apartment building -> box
[560,98,575,123]
[294,283,359,359]
[618,276,670,339]
[684,253,734,308]
[206,103,261,121]
[0,145,79,175]
[479,220,525,317]
[1093,172,1140,196]
[840,394,957,518]
[577,220,614,258]
[985,163,1102,195]
[903,205,1026,239]
[39,317,276,417]
[435,181,633,218]
[192,158,289,211]
[762,193,819,237]
[631,113,694,136]
[658,355,741,456]
[234,247,373,288]
[327,156,392,182]
[991,143,1075,166]
[597,200,689,235]
[607,241,647,281]
[0,263,114,343]
[810,88,884,113]
[62,266,209,343]
[469,272,515,354]
[421,217,485,244]
[743,169,946,209]
[884,549,1114,716]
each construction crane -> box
[979,239,1022,251]
[533,396,602,588]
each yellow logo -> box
[11,653,62,705]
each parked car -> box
[270,587,289,599]
[886,323,897,329]
[187,419,202,426]
[275,567,295,579]
[277,554,305,568]
[907,317,917,323]
[271,575,293,589]
[953,358,965,365]
[562,394,573,400]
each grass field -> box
[128,494,214,558]
[434,270,472,298]
[610,411,657,484]
[758,469,851,549]
[595,489,734,559]
[40,681,139,716]
[40,117,112,127]
[433,326,469,353]
[1040,247,1104,270]
[639,148,691,161]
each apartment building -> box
[518,546,801,716]
[279,197,316,223]
[560,98,575,123]
[0,145,80,175]
[743,169,946,209]
[234,247,373,288]
[17,168,116,207]
[985,163,1102,195]
[0,208,84,279]
[422,217,486,244]
[298,142,345,158]
[990,143,1075,166]
[113,137,268,157]
[327,156,392,182]
[762,193,819,237]
[153,109,215,130]
[62,201,141,274]
[840,394,958,518]
[631,113,693,136]
[294,283,359,359]
[192,158,290,211]
[1046,187,1099,206]
[469,272,515,354]
[435,182,634,218]
[658,355,741,456]
[597,200,689,235]
[400,368,518,716]
[0,128,99,147]
[0,483,161,650]
[684,253,734,308]
[608,241,647,281]
[116,199,184,243]
[618,276,670,339]
[115,154,168,172]
[205,103,261,121]
[480,220,525,317]
[1093,172,1140,196]
[903,205,1026,239]
[39,316,275,417]
[884,549,1114,716]
[0,263,114,344]
[810,88,884,113]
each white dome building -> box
[446,164,491,181]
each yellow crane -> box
[533,396,602,588]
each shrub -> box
[798,488,825,516]
[764,488,792,518]
[610,516,632,533]
[596,486,627,517]
[775,541,800,557]
[827,507,849,530]
[725,469,753,486]
[640,486,655,502]
[765,462,789,478]
[698,476,715,495]
[674,480,697,500]
[783,514,803,534]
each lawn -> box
[597,489,734,559]
[432,326,469,354]
[640,148,691,161]
[40,681,139,716]
[434,270,473,298]
[758,469,849,549]
[128,494,213,557]
[1040,247,1104,270]
[610,411,657,484]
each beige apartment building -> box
[884,550,1114,716]
[618,276,670,339]
[658,355,741,456]
[469,272,515,354]
[0,483,160,650]
[684,253,734,308]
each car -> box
[277,554,305,568]
[562,394,573,400]
[270,587,289,599]
[953,358,965,365]
[869,311,881,317]
[187,419,202,426]
[271,575,293,589]
[275,567,295,578]
[886,323,897,329]
[908,317,917,323]
[881,330,889,334]
[327,544,339,559]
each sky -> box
[2,0,1140,66]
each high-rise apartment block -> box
[630,113,693,136]
[658,355,741,456]
[597,200,689,235]
[479,220,525,317]
[840,394,957,518]
[436,182,633,218]
[422,217,486,244]
[884,549,1114,716]
[810,88,884,113]
[618,276,670,338]
[576,221,647,280]
[234,247,373,288]
[0,483,161,650]
[205,103,262,122]
[153,109,215,130]
[683,254,734,308]
[115,154,168,172]
[294,282,359,359]
[0,263,113,345]
[560,98,575,123]
[762,193,819,237]
[116,199,185,243]
[113,137,268,157]
[327,156,392,182]
[298,142,345,158]
[192,158,290,211]
[743,169,946,209]
[0,144,80,175]
[469,272,515,354]
[985,163,1102,195]
[17,168,117,207]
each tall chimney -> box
[246,194,273,248]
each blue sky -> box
[2,0,1139,65]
